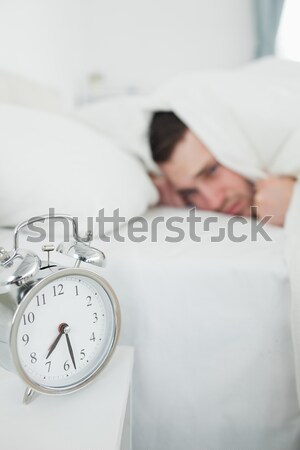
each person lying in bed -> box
[149,112,296,227]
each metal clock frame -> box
[9,267,121,395]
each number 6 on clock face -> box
[10,269,120,394]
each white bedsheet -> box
[0,207,299,450]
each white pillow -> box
[0,104,158,231]
[0,71,62,113]
[72,95,158,172]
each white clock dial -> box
[14,272,118,392]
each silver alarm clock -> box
[0,215,121,404]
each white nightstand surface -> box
[0,345,134,450]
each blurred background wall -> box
[0,0,256,105]
[0,0,297,106]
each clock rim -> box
[9,267,121,395]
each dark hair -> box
[148,111,187,163]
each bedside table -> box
[0,345,134,450]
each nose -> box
[196,181,225,211]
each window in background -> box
[276,0,300,61]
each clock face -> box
[12,270,119,393]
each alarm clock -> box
[0,214,121,404]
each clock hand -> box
[65,332,77,370]
[46,323,67,359]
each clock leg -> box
[23,386,38,405]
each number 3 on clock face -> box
[10,269,120,394]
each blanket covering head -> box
[147,57,300,403]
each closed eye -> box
[177,163,219,200]
[204,163,219,177]
[179,188,197,199]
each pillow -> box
[72,95,158,172]
[0,104,158,233]
[0,71,62,113]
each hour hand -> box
[46,332,63,359]
[46,323,66,359]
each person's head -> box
[149,111,253,216]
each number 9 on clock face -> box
[11,269,120,394]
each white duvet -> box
[146,57,300,404]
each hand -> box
[254,176,296,226]
[65,332,77,370]
[46,323,65,359]
[149,173,186,208]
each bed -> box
[103,208,299,450]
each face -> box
[159,130,253,216]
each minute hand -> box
[65,333,77,370]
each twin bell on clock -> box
[0,214,121,405]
